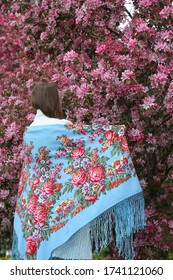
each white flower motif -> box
[103,124,112,131]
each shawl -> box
[11,123,145,260]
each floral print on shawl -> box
[16,124,136,259]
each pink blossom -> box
[135,19,150,33]
[58,76,71,88]
[151,73,168,87]
[50,164,63,180]
[121,70,136,81]
[155,41,170,52]
[1,217,11,228]
[26,113,35,121]
[168,221,173,229]
[146,133,157,144]
[164,82,173,114]
[167,155,173,167]
[142,96,157,110]
[160,5,173,18]
[75,7,85,25]
[40,31,48,41]
[128,128,144,141]
[26,78,34,89]
[96,44,106,55]
[127,38,138,51]
[136,158,145,166]
[76,83,89,99]
[0,202,5,209]
[51,73,60,83]
[139,0,159,7]
[5,122,19,141]
[162,245,170,251]
[157,64,170,75]
[0,189,9,200]
[63,50,79,62]
[11,83,19,90]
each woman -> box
[11,82,145,260]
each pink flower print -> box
[41,179,56,195]
[26,237,38,256]
[71,147,85,159]
[88,165,105,183]
[72,168,87,187]
[33,204,47,227]
[28,194,38,214]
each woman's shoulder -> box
[29,120,72,126]
[56,119,73,125]
[29,115,72,126]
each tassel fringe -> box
[90,192,145,260]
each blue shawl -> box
[12,123,145,260]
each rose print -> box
[26,236,37,256]
[105,130,118,142]
[32,204,47,226]
[71,147,85,159]
[85,193,98,202]
[120,136,130,154]
[88,165,105,183]
[30,177,40,191]
[28,194,38,214]
[32,177,40,187]
[41,179,56,195]
[72,168,87,186]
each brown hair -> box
[31,82,65,119]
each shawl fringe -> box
[90,191,145,260]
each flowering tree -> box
[0,0,173,258]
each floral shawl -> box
[11,123,145,260]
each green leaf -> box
[111,147,118,156]
[52,192,61,200]
[103,178,111,188]
[74,189,82,199]
[99,156,109,165]
[41,225,50,241]
[85,147,92,157]
[62,181,74,194]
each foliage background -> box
[0,0,173,259]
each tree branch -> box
[152,115,172,133]
[106,26,122,37]
[123,7,133,19]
